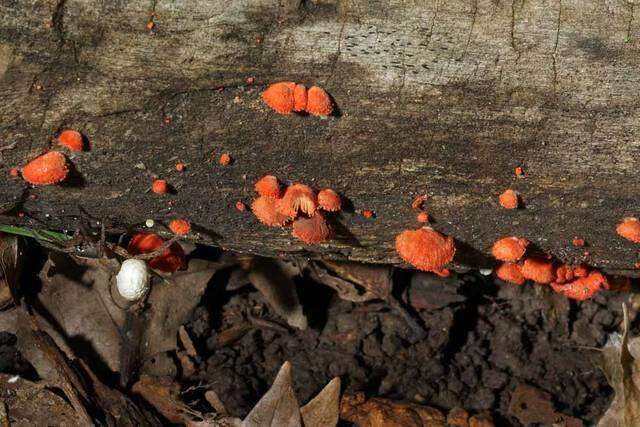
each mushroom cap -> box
[277,183,317,218]
[57,129,84,152]
[495,262,525,285]
[617,217,640,243]
[416,212,430,223]
[169,219,191,236]
[305,86,333,116]
[491,236,528,262]
[293,84,307,112]
[550,271,608,301]
[127,232,187,273]
[521,257,554,284]
[219,153,232,165]
[22,151,68,185]
[573,264,589,278]
[262,82,296,114]
[116,259,150,301]
[395,227,456,273]
[252,196,289,227]
[254,175,281,198]
[554,264,574,284]
[317,188,341,212]
[292,212,332,244]
[498,189,519,209]
[152,179,168,194]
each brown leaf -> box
[133,375,199,424]
[508,384,582,426]
[243,361,302,427]
[300,377,341,427]
[322,261,393,300]
[339,392,446,427]
[596,303,640,427]
[0,233,22,309]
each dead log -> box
[1,0,639,274]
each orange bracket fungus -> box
[521,257,554,284]
[252,196,289,227]
[277,183,317,218]
[550,271,609,301]
[22,151,68,185]
[152,179,168,194]
[617,217,640,243]
[169,219,191,236]
[292,212,332,244]
[499,189,519,209]
[127,232,186,273]
[262,82,333,116]
[491,237,528,262]
[57,129,84,152]
[495,262,525,285]
[317,189,341,212]
[395,227,456,276]
[255,175,281,198]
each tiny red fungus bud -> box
[262,82,296,114]
[128,232,187,273]
[499,189,519,209]
[22,151,68,185]
[277,183,317,218]
[617,217,640,243]
[292,212,332,244]
[362,210,374,218]
[417,212,430,223]
[495,262,525,285]
[57,129,84,152]
[411,195,426,209]
[317,188,341,212]
[219,153,232,166]
[305,86,333,116]
[255,175,281,198]
[515,166,524,177]
[236,200,246,211]
[521,257,554,284]
[572,237,585,247]
[169,219,191,236]
[395,227,456,275]
[175,162,186,172]
[252,196,289,227]
[146,20,155,30]
[491,237,528,262]
[152,179,168,194]
[9,167,19,177]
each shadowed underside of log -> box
[1,0,639,274]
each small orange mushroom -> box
[57,129,84,152]
[395,227,456,275]
[152,179,168,194]
[362,209,375,218]
[515,167,524,177]
[128,232,187,273]
[305,86,333,116]
[22,151,68,185]
[495,262,525,285]
[9,167,19,177]
[550,271,608,301]
[175,162,186,172]
[252,196,289,227]
[411,195,426,210]
[276,183,317,218]
[521,257,554,284]
[573,265,589,278]
[499,189,519,209]
[417,212,430,223]
[572,237,585,247]
[236,200,246,212]
[617,217,640,243]
[169,219,191,236]
[554,264,574,284]
[292,212,332,244]
[219,153,232,166]
[262,82,296,114]
[254,175,281,198]
[491,237,529,262]
[317,189,341,212]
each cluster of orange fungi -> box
[262,82,333,116]
[251,175,340,244]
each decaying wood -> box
[1,0,640,273]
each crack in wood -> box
[510,0,522,63]
[552,0,562,94]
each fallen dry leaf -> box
[595,303,640,427]
[508,384,583,426]
[0,233,22,309]
[133,375,196,424]
[322,260,393,300]
[300,377,341,427]
[340,392,446,427]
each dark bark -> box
[1,0,639,273]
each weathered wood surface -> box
[1,0,640,273]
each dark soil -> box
[185,267,622,426]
